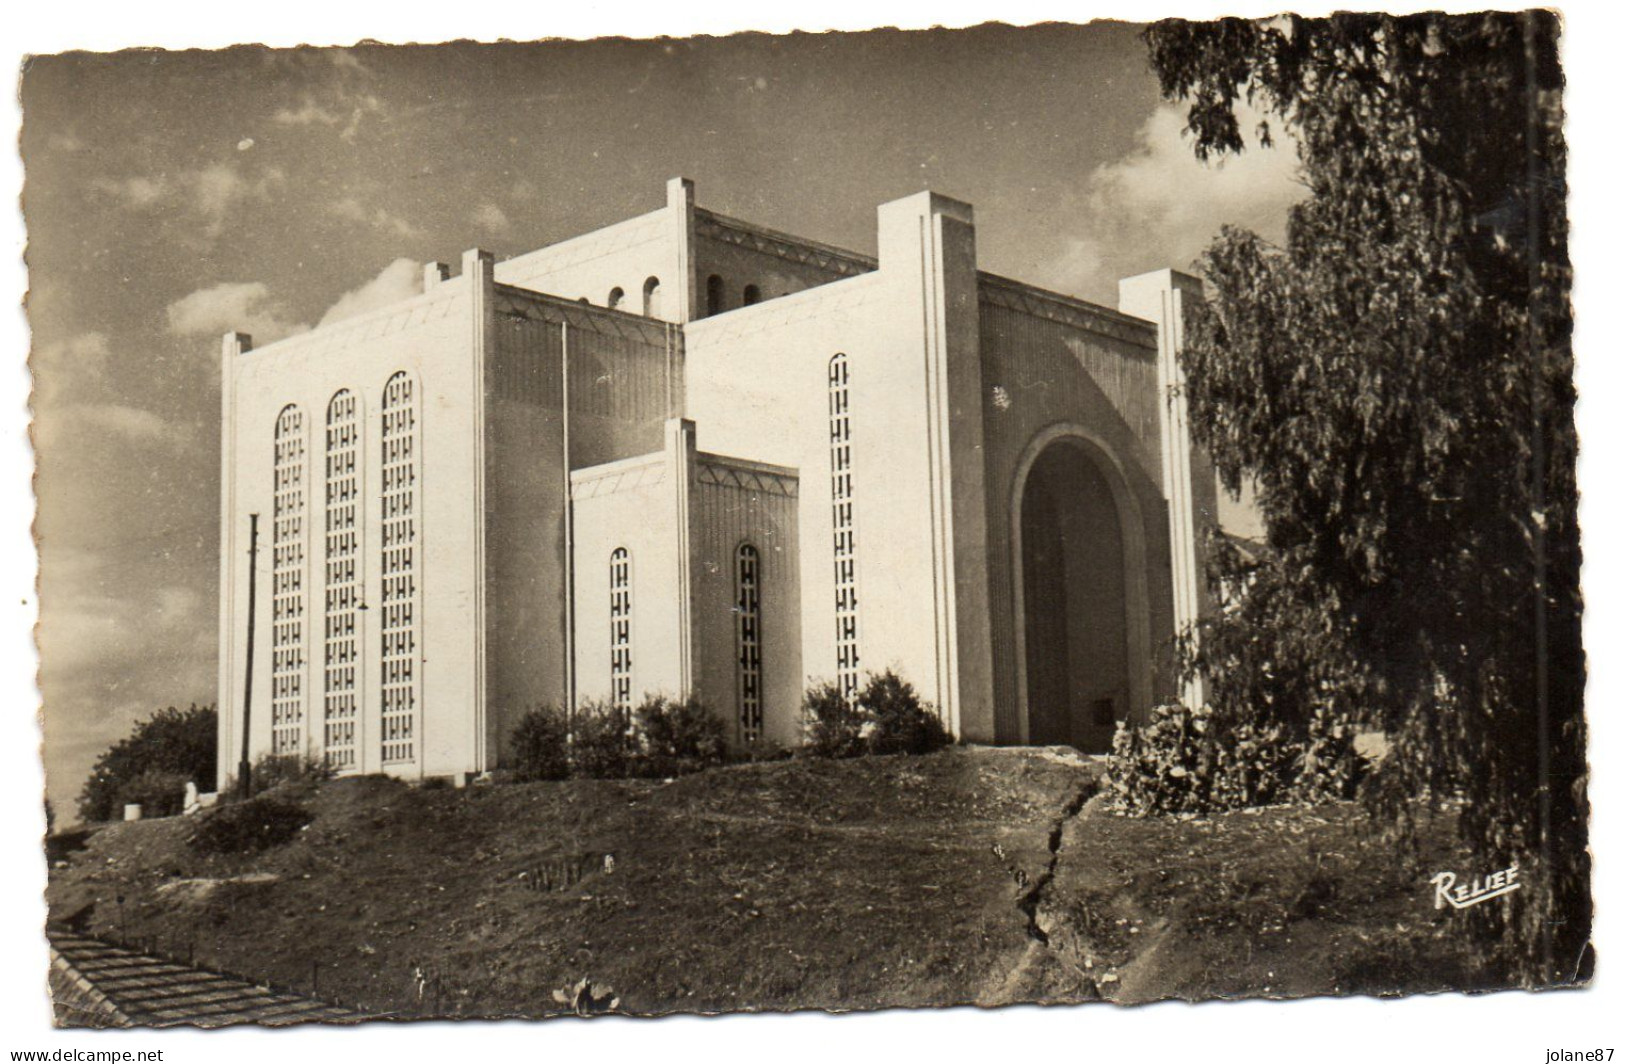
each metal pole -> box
[563,323,576,728]
[239,512,259,800]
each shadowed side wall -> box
[977,285,1177,743]
[483,285,680,767]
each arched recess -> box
[642,276,662,318]
[1009,423,1152,751]
[705,274,725,316]
[607,286,625,311]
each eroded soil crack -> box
[1017,776,1096,947]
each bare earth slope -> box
[47,746,1494,1024]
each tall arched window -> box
[742,284,761,306]
[609,548,633,712]
[271,404,307,755]
[828,353,860,699]
[607,286,625,311]
[736,544,763,742]
[380,372,419,766]
[705,274,725,316]
[322,390,360,771]
[642,276,662,319]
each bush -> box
[188,796,311,855]
[221,752,334,803]
[802,670,951,758]
[510,705,570,782]
[79,704,217,823]
[802,680,866,758]
[569,700,634,780]
[861,671,951,756]
[634,695,727,778]
[115,769,191,819]
[1104,701,1364,817]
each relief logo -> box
[1430,862,1521,910]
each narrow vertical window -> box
[642,276,662,318]
[742,284,761,306]
[829,353,860,700]
[706,274,725,316]
[271,404,307,756]
[322,390,360,771]
[609,548,633,712]
[736,544,763,743]
[380,372,419,765]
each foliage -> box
[1144,12,1584,981]
[801,680,867,758]
[568,700,635,780]
[115,769,191,819]
[1105,702,1364,817]
[802,670,950,758]
[188,795,311,855]
[861,671,952,756]
[78,704,217,823]
[510,705,571,782]
[226,752,334,801]
[633,695,727,778]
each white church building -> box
[216,177,1219,785]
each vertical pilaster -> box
[1119,268,1212,708]
[667,177,697,324]
[466,248,495,771]
[665,417,698,696]
[875,192,996,740]
[218,332,251,790]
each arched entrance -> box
[1011,429,1149,752]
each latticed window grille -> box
[322,390,360,771]
[609,548,633,712]
[271,405,307,755]
[380,372,418,765]
[736,544,763,742]
[828,353,860,700]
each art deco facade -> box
[217,178,1217,784]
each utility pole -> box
[238,512,259,800]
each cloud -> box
[89,174,169,208]
[317,258,423,328]
[473,203,511,235]
[1037,103,1306,301]
[165,282,307,344]
[194,163,285,235]
[272,90,383,142]
[330,196,423,240]
[33,332,113,404]
[90,162,285,237]
[57,403,178,445]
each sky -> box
[21,24,1304,814]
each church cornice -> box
[696,210,877,280]
[493,284,678,345]
[977,273,1158,351]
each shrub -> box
[189,796,311,855]
[510,705,570,782]
[634,695,726,778]
[115,769,191,819]
[79,704,217,823]
[1104,701,1362,816]
[222,752,334,802]
[569,700,634,780]
[861,671,951,756]
[802,670,951,758]
[802,680,866,758]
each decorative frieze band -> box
[979,274,1158,351]
[697,461,799,499]
[697,211,877,280]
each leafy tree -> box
[1144,12,1584,984]
[78,704,217,823]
